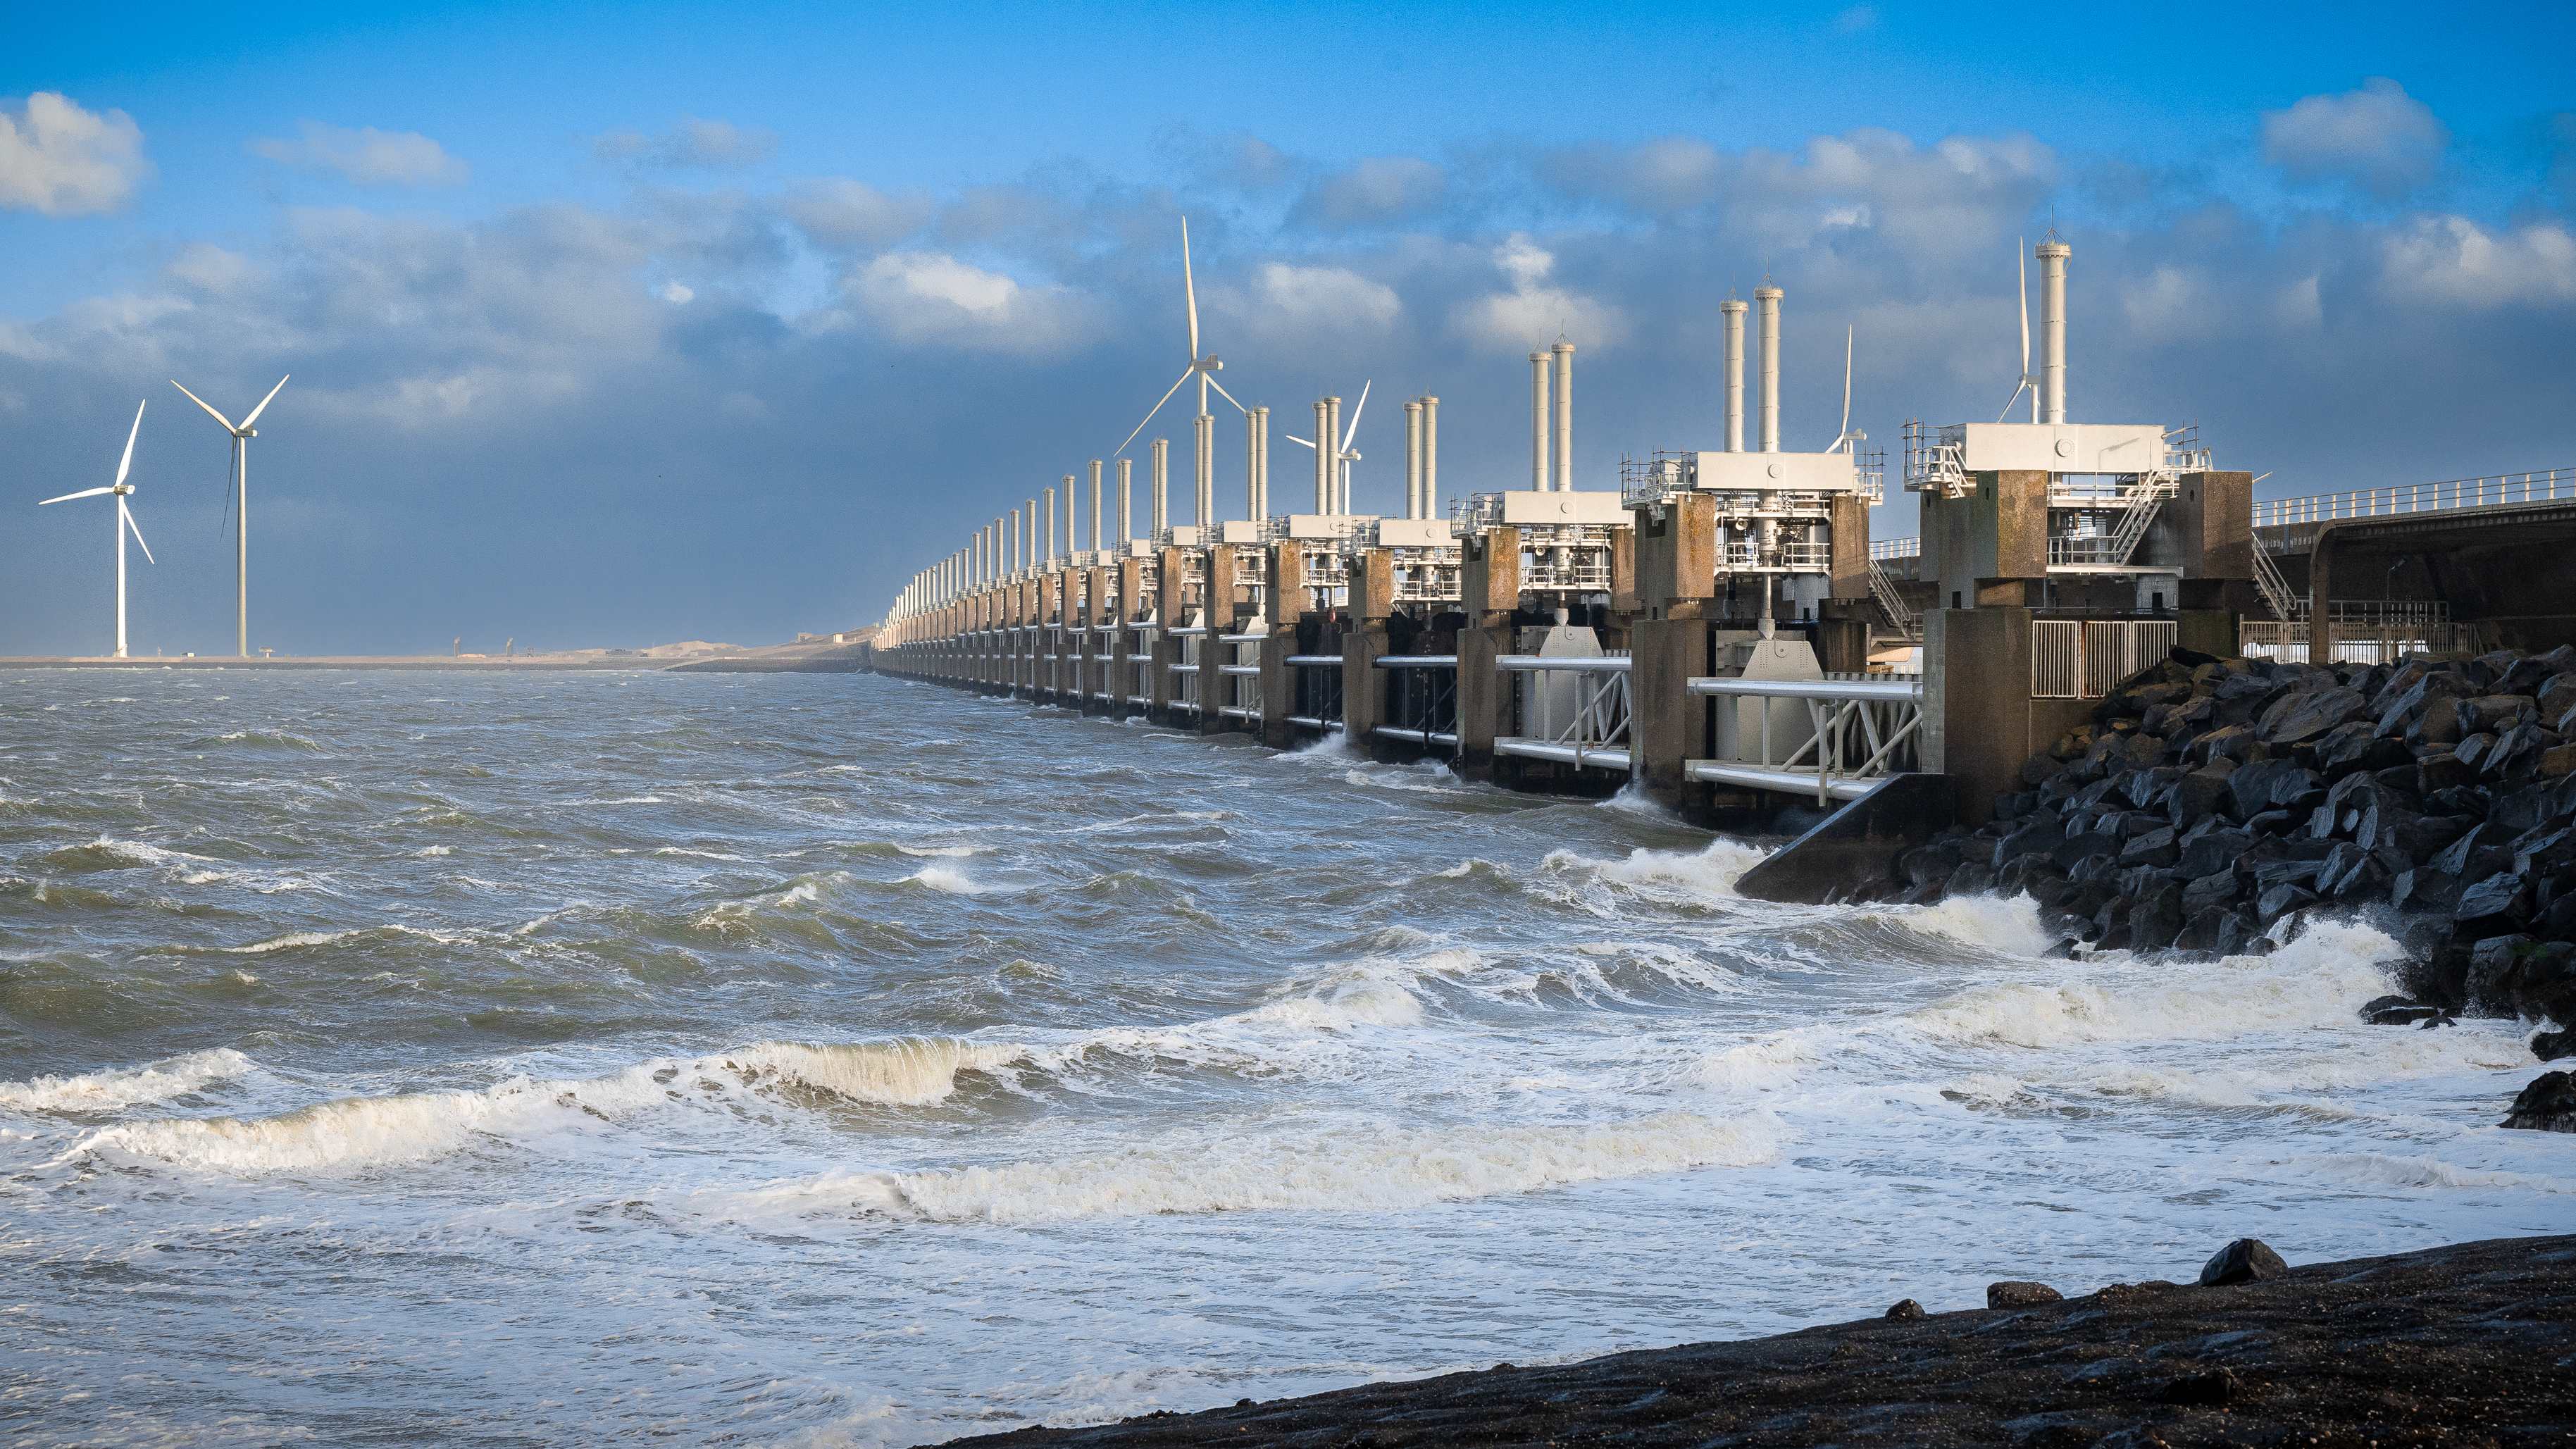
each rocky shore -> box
[1890,643,2576,1117]
[942,1234,2575,1448]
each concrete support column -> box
[1269,542,1307,628]
[1934,471,2050,611]
[2165,471,2255,579]
[1257,631,1294,747]
[1202,547,1240,735]
[1923,601,2034,826]
[1829,493,1871,605]
[1343,623,1387,754]
[1632,495,1717,616]
[1456,625,1509,777]
[1629,616,1708,811]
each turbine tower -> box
[1112,219,1248,523]
[170,374,289,657]
[1283,380,1369,514]
[39,400,158,659]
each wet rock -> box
[1905,840,1967,885]
[2229,757,2322,821]
[1947,861,1998,897]
[1884,1298,1925,1321]
[2171,906,2232,954]
[1987,1281,2063,1309]
[2432,822,2517,889]
[2158,1369,2244,1405]
[2199,1238,2288,1286]
[2118,826,2179,869]
[2453,871,2534,941]
[2418,752,2475,792]
[2174,825,2252,880]
[2214,909,2267,957]
[2360,994,2442,1025]
[2391,866,2460,914]
[2457,695,2536,734]
[2259,685,2370,746]
[2501,1070,2576,1131]
[2128,883,2184,951]
[2534,1028,2576,1062]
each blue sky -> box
[4,1,2571,654]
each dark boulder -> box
[1986,1281,2062,1309]
[2500,1070,2576,1131]
[1884,1298,1925,1320]
[2432,822,2518,888]
[2359,995,2443,1025]
[2119,826,2179,869]
[2214,909,2268,957]
[2535,1028,2576,1062]
[2229,758,2318,821]
[2259,685,2370,745]
[2129,883,2185,950]
[2391,866,2459,914]
[2457,695,2536,734]
[2453,871,2534,941]
[2172,906,2232,954]
[2182,870,2241,917]
[2256,881,2317,925]
[2198,1238,2288,1286]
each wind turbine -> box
[170,373,288,657]
[1110,218,1247,460]
[1820,325,1867,453]
[40,400,158,659]
[1996,238,2038,423]
[1284,379,1369,512]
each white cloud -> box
[2263,77,2447,197]
[781,178,932,251]
[2120,264,2203,341]
[847,251,1090,352]
[2377,215,2576,307]
[0,92,151,216]
[594,116,777,170]
[249,120,468,187]
[660,279,695,304]
[1253,263,1400,329]
[1293,156,1445,229]
[1453,232,1626,352]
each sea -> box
[0,669,2564,1445]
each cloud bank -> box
[1,85,2569,654]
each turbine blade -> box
[239,374,290,430]
[1995,377,2031,425]
[1181,218,1200,363]
[122,499,155,564]
[1111,368,1197,460]
[1203,373,1248,414]
[39,487,115,505]
[115,399,145,487]
[1841,325,1854,441]
[1340,380,1369,451]
[1283,435,1317,449]
[170,380,237,433]
[2017,238,2030,376]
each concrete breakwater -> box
[1897,642,2576,1058]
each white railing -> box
[1493,655,1631,772]
[1685,678,1923,804]
[2029,618,2179,699]
[1869,537,1919,560]
[2251,535,2299,621]
[2241,616,2485,664]
[2253,466,2575,528]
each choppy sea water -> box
[0,669,2564,1445]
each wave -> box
[0,1048,255,1115]
[800,1110,1779,1224]
[1905,918,2407,1050]
[68,1037,1026,1174]
[2292,1152,2576,1195]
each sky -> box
[3,1,2572,656]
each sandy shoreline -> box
[946,1233,2576,1448]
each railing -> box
[1493,654,1631,772]
[2241,614,2485,664]
[1217,632,1264,721]
[2251,535,2299,621]
[1684,678,1923,804]
[2252,466,2575,528]
[1284,654,1344,730]
[1374,654,1459,747]
[2029,618,2179,699]
[1166,626,1207,714]
[1867,559,1917,635]
[1869,537,1919,560]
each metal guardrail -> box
[1492,654,1631,773]
[1869,537,1919,560]
[1684,677,1922,804]
[2252,466,2575,528]
[2028,619,2178,699]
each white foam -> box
[0,1049,254,1115]
[69,1037,1023,1174]
[1890,893,2055,956]
[1550,838,1772,900]
[799,1110,1778,1224]
[1907,920,2407,1050]
[2292,1152,2576,1195]
[909,864,990,894]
